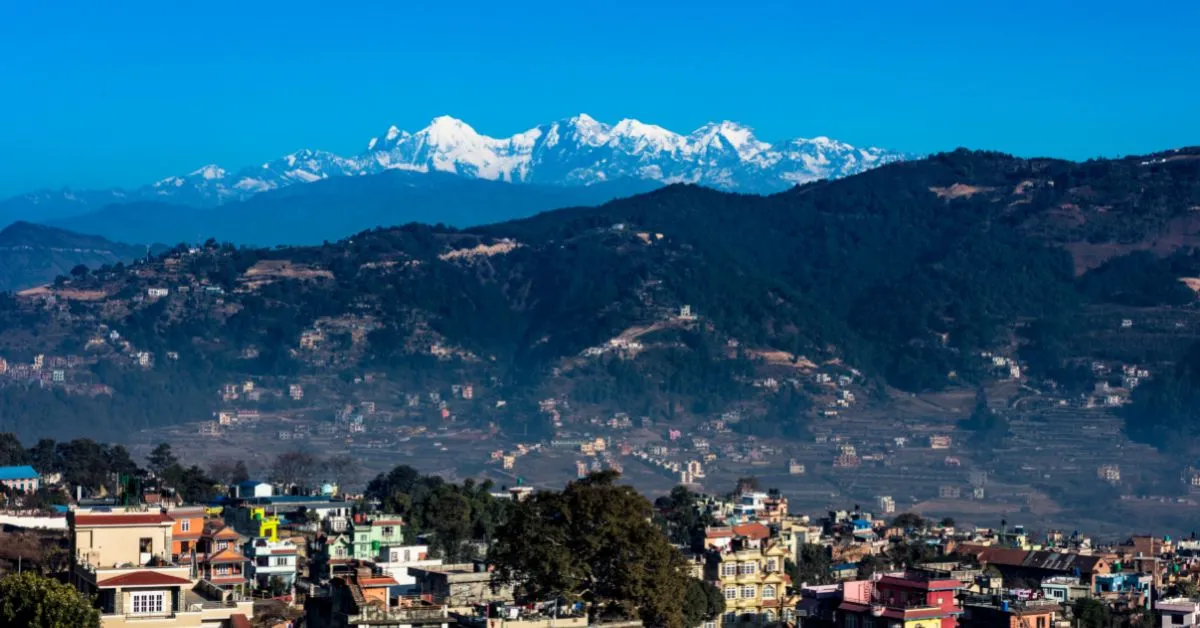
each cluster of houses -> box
[670,483,1200,628]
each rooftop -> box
[74,512,175,527]
[98,570,193,588]
[0,465,39,480]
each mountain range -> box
[0,114,910,229]
[5,147,1200,447]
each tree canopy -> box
[0,571,100,628]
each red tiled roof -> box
[732,522,770,541]
[204,548,246,564]
[706,528,734,538]
[208,526,242,540]
[231,614,252,628]
[74,513,174,527]
[270,548,298,555]
[371,519,404,526]
[98,571,193,588]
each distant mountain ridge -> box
[0,114,911,225]
[0,222,150,292]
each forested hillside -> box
[3,148,1200,448]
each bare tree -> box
[270,451,321,491]
[323,454,362,491]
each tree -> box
[0,571,101,628]
[323,454,362,491]
[939,517,956,528]
[146,443,178,478]
[270,451,320,489]
[1073,598,1110,628]
[682,578,725,627]
[0,433,29,466]
[790,544,833,586]
[490,471,688,627]
[69,264,89,278]
[890,512,927,530]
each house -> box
[319,566,449,628]
[0,465,41,493]
[168,507,206,561]
[960,546,1111,588]
[147,288,170,298]
[198,547,248,595]
[959,594,1059,628]
[1040,576,1090,603]
[838,572,963,628]
[68,508,253,627]
[245,536,299,592]
[377,544,444,594]
[234,480,272,499]
[706,541,797,627]
[409,562,515,609]
[1156,599,1200,628]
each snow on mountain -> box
[2,114,911,223]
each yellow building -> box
[706,542,797,627]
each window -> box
[1038,618,1047,628]
[256,557,269,567]
[762,585,776,600]
[703,622,716,628]
[217,541,229,551]
[766,558,777,573]
[741,562,757,575]
[724,612,738,625]
[180,519,191,533]
[130,591,165,615]
[741,585,756,599]
[763,611,775,624]
[383,526,395,537]
[1173,616,1184,625]
[725,587,738,601]
[139,538,153,553]
[722,563,738,577]
[404,550,412,562]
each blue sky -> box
[1,0,1198,195]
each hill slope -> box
[0,222,149,292]
[2,148,1200,445]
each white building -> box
[378,544,444,594]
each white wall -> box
[0,514,67,530]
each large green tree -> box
[489,471,689,627]
[682,578,725,627]
[0,571,100,628]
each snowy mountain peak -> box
[191,165,227,180]
[7,114,912,217]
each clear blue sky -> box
[1,0,1198,196]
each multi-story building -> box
[168,507,205,561]
[245,536,299,592]
[68,508,253,627]
[959,594,1059,628]
[838,573,962,628]
[706,541,797,627]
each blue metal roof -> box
[0,465,38,480]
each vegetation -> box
[489,471,698,627]
[364,464,511,561]
[5,148,1200,443]
[0,571,100,628]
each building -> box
[838,573,963,628]
[377,544,444,594]
[319,566,450,628]
[245,536,299,592]
[0,465,41,493]
[68,509,253,627]
[1040,576,1090,603]
[877,496,896,515]
[1156,599,1200,628]
[289,383,304,400]
[959,594,1059,628]
[147,288,170,298]
[409,563,515,609]
[168,507,206,561]
[234,480,272,499]
[706,541,797,627]
[960,546,1111,588]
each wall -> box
[0,514,67,530]
[78,524,173,567]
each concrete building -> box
[707,541,797,627]
[409,563,515,610]
[0,465,40,493]
[68,509,253,627]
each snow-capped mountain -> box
[1,114,911,225]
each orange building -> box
[170,506,206,559]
